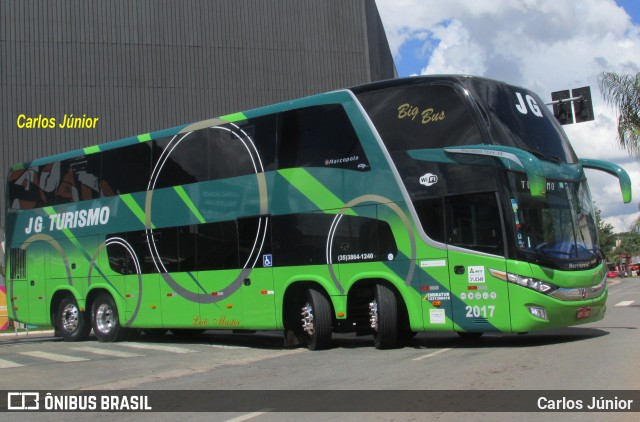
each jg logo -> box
[419,173,438,187]
[7,392,40,410]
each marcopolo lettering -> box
[24,206,110,234]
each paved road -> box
[1,277,639,421]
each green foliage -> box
[632,215,640,233]
[614,231,640,257]
[595,205,616,257]
[598,71,640,159]
[599,211,640,265]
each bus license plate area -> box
[576,307,591,320]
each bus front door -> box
[445,193,511,334]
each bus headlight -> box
[527,306,548,321]
[507,273,557,294]
[490,269,557,294]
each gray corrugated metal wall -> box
[0,0,395,225]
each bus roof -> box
[10,75,527,173]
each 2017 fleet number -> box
[465,305,495,318]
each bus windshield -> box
[508,174,600,269]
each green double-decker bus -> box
[4,76,632,349]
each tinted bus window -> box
[356,84,483,152]
[69,155,102,201]
[8,167,46,210]
[101,142,153,196]
[277,104,370,171]
[9,155,103,209]
[107,221,241,274]
[445,192,504,256]
[466,79,578,164]
[195,221,239,271]
[152,117,277,190]
[414,198,446,243]
[271,213,396,266]
[54,155,102,205]
[106,234,136,275]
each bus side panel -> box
[197,269,244,330]
[9,278,30,324]
[160,272,201,328]
[23,242,48,325]
[123,274,162,328]
[447,250,511,333]
[420,261,453,331]
[241,267,276,330]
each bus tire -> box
[300,287,332,350]
[91,293,129,342]
[371,283,398,349]
[57,296,90,342]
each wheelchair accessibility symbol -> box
[263,254,273,267]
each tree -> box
[597,71,640,158]
[631,215,640,233]
[595,205,616,257]
[613,231,640,263]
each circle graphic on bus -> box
[325,194,416,294]
[92,237,144,327]
[144,123,268,304]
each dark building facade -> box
[0,0,396,228]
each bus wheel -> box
[370,283,398,349]
[300,287,332,350]
[57,296,90,342]
[91,293,129,342]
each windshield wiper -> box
[589,246,605,260]
[524,148,561,164]
[524,148,545,160]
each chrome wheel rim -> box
[369,300,378,331]
[95,303,115,334]
[62,303,79,332]
[301,302,314,335]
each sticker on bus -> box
[468,266,485,283]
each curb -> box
[0,329,54,338]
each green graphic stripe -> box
[278,168,356,215]
[174,186,206,224]
[42,207,100,270]
[220,112,247,123]
[83,145,100,155]
[42,207,116,289]
[42,207,84,251]
[137,133,152,142]
[120,194,155,229]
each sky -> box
[375,0,640,233]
